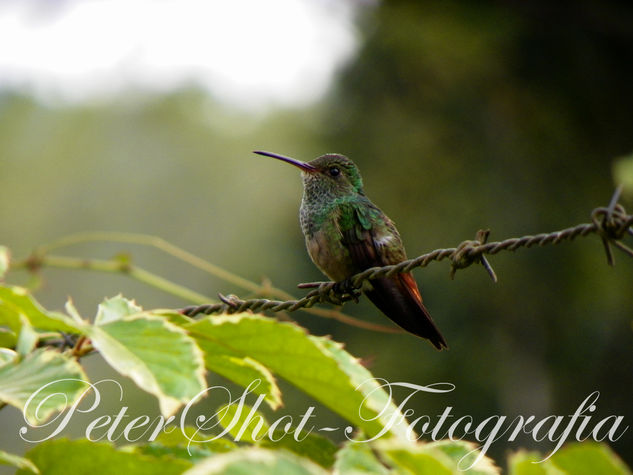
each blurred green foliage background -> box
[1,0,632,470]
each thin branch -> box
[39,231,262,293]
[12,254,214,304]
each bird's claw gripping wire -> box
[332,278,362,303]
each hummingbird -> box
[255,150,447,350]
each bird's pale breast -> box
[304,215,355,282]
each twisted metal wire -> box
[181,191,633,318]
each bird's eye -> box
[329,166,340,177]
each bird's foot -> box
[332,278,362,303]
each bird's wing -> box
[339,202,448,349]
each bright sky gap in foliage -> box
[0,0,361,109]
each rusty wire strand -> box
[181,192,633,318]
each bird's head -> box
[254,151,364,198]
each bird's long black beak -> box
[253,150,317,172]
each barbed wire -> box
[181,188,633,318]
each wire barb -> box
[449,229,498,282]
[591,186,630,266]
[180,193,633,319]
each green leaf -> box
[334,440,390,475]
[84,302,206,417]
[378,439,499,474]
[0,449,40,474]
[379,441,454,475]
[154,425,237,451]
[316,337,408,439]
[216,402,270,443]
[19,439,191,475]
[0,246,9,279]
[129,442,216,464]
[155,309,196,327]
[203,349,282,410]
[0,327,17,348]
[186,314,407,440]
[16,317,39,357]
[184,448,329,475]
[64,298,84,324]
[149,425,238,459]
[550,442,632,475]
[263,431,338,469]
[0,286,80,333]
[0,348,88,424]
[180,307,281,409]
[428,440,500,474]
[215,398,338,468]
[129,425,238,462]
[95,294,142,325]
[124,427,229,464]
[0,348,18,366]
[508,451,556,475]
